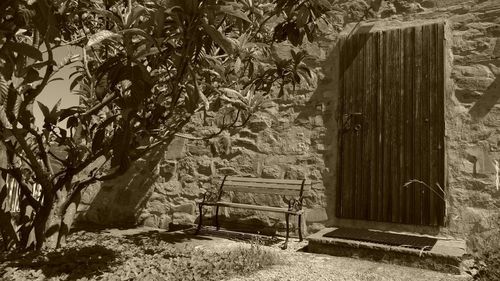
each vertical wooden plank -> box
[336,37,345,218]
[436,23,446,226]
[389,28,400,223]
[349,33,359,219]
[429,23,438,226]
[403,27,414,224]
[369,31,379,221]
[413,25,423,225]
[341,35,351,218]
[398,28,405,224]
[382,29,392,222]
[352,33,361,219]
[345,33,356,219]
[421,24,431,226]
[358,33,366,219]
[377,30,384,221]
[363,32,373,220]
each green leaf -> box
[119,28,155,45]
[219,5,251,23]
[59,106,83,121]
[92,9,123,28]
[202,22,234,54]
[70,75,83,91]
[37,101,51,120]
[126,6,147,28]
[193,76,209,111]
[87,30,122,48]
[6,86,18,118]
[24,68,42,84]
[0,107,11,128]
[66,116,78,128]
[5,42,43,61]
[92,127,106,153]
[0,74,8,106]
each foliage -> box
[468,229,500,281]
[0,0,334,251]
[1,230,284,281]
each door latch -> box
[342,112,363,131]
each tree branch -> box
[25,126,53,176]
[10,129,48,187]
[81,93,119,118]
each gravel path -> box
[227,250,470,281]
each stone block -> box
[164,137,186,159]
[143,215,158,228]
[159,214,172,230]
[148,200,168,215]
[466,146,497,175]
[261,165,282,179]
[157,160,177,180]
[455,76,495,91]
[172,212,196,225]
[305,207,328,223]
[453,65,493,78]
[284,166,306,180]
[187,143,212,156]
[197,158,214,176]
[218,166,238,175]
[154,180,181,196]
[248,117,270,132]
[233,137,259,152]
[172,202,196,215]
[238,129,258,140]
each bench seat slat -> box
[223,185,303,196]
[224,181,308,190]
[226,177,311,185]
[202,201,303,214]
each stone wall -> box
[77,0,500,252]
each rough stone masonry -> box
[77,0,500,253]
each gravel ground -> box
[1,227,472,281]
[227,250,471,281]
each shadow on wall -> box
[290,32,341,230]
[469,76,500,121]
[81,146,167,227]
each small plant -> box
[1,231,284,281]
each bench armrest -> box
[287,198,303,212]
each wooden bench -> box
[195,176,312,248]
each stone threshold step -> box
[306,227,467,274]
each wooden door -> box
[336,23,446,226]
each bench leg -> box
[283,213,290,250]
[195,204,203,235]
[215,206,220,230]
[298,214,303,242]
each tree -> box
[0,0,333,252]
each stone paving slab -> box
[307,227,467,274]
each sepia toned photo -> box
[0,0,499,280]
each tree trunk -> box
[56,191,81,247]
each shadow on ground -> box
[4,245,119,281]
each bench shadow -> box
[122,229,213,245]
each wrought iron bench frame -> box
[195,176,311,248]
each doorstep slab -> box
[307,227,467,274]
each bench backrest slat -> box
[222,177,311,196]
[225,177,311,185]
[224,185,303,196]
